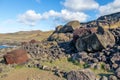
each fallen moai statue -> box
[74,27,115,52]
[4,49,29,64]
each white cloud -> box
[63,0,99,11]
[42,9,88,22]
[42,10,60,19]
[99,0,120,15]
[17,10,41,26]
[18,0,100,26]
[17,9,88,26]
[60,9,88,22]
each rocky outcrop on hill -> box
[61,20,80,33]
[80,12,120,28]
[97,12,120,22]
[48,12,120,43]
[48,20,80,42]
[48,33,73,42]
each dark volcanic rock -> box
[80,12,120,28]
[66,69,96,80]
[73,27,97,42]
[55,25,63,33]
[22,41,65,61]
[97,12,120,23]
[71,51,89,63]
[48,20,80,42]
[110,28,120,44]
[4,49,29,64]
[108,75,117,80]
[115,67,120,79]
[111,52,120,64]
[104,64,111,71]
[62,20,80,33]
[48,33,72,42]
[112,63,118,70]
[100,76,108,80]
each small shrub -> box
[83,63,90,68]
[14,65,24,69]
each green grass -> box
[14,65,24,69]
[90,62,114,78]
[40,57,81,72]
[40,57,114,78]
[0,57,114,79]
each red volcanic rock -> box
[29,39,37,43]
[73,27,97,42]
[90,28,97,33]
[4,49,29,64]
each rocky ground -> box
[0,12,120,80]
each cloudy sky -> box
[0,0,120,33]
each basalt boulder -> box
[4,49,29,64]
[61,20,80,33]
[55,25,63,33]
[48,33,73,42]
[73,27,97,42]
[48,20,80,41]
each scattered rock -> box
[100,76,108,80]
[104,64,110,71]
[115,67,120,79]
[108,75,117,80]
[66,69,96,80]
[112,63,118,70]
[22,41,65,61]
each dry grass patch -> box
[0,67,65,80]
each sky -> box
[0,0,120,33]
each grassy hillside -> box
[0,30,53,43]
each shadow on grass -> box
[98,73,114,77]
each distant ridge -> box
[6,30,42,35]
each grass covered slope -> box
[0,30,53,43]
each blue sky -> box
[0,0,120,33]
